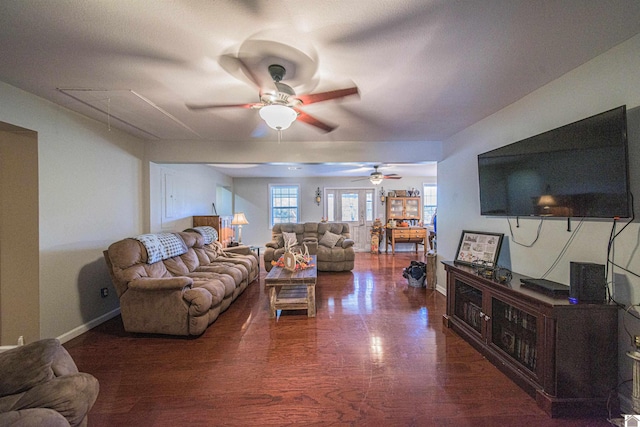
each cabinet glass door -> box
[491,298,538,372]
[388,198,404,218]
[454,280,483,334]
[405,198,420,219]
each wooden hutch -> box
[384,196,428,254]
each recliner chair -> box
[0,339,99,427]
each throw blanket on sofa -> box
[134,233,187,264]
[209,241,247,260]
[211,241,231,258]
[188,226,218,245]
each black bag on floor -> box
[403,261,427,287]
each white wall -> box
[437,34,640,407]
[0,81,145,342]
[233,175,433,248]
[148,163,233,233]
[145,139,443,164]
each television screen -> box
[478,106,630,218]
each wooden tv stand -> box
[442,261,617,418]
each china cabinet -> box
[384,196,427,254]
[385,196,421,220]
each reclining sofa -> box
[0,339,99,427]
[104,227,258,336]
[264,222,355,272]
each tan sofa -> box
[264,222,355,272]
[104,228,258,336]
[0,339,99,427]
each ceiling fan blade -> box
[383,175,402,179]
[186,102,260,111]
[295,109,336,133]
[296,87,359,105]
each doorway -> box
[0,125,40,345]
[326,188,375,252]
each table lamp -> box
[231,212,249,244]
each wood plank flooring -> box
[64,253,615,426]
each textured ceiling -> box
[0,0,639,145]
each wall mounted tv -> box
[478,105,630,218]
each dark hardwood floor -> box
[65,253,615,426]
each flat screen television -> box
[478,106,630,218]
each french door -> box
[326,188,375,252]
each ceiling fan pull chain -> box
[107,97,111,131]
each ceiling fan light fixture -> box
[370,174,384,185]
[259,105,297,130]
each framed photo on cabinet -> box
[455,230,504,267]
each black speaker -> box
[569,262,606,303]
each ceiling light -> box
[370,174,383,185]
[259,105,297,130]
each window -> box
[270,184,299,226]
[341,192,358,221]
[327,193,335,222]
[325,188,375,225]
[366,191,373,221]
[423,184,437,224]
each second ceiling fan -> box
[353,165,402,185]
[187,62,358,133]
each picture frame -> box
[454,230,504,267]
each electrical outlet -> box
[635,335,640,348]
[100,287,109,298]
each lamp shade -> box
[370,176,383,185]
[537,195,557,207]
[259,105,297,130]
[231,212,249,225]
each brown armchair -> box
[0,339,99,427]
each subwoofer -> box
[569,262,606,304]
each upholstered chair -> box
[0,339,99,427]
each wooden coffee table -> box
[265,255,317,318]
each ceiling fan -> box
[353,165,402,185]
[186,62,358,133]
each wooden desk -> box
[385,227,428,255]
[264,255,317,318]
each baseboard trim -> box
[57,307,121,344]
[435,284,446,295]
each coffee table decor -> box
[271,243,314,271]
